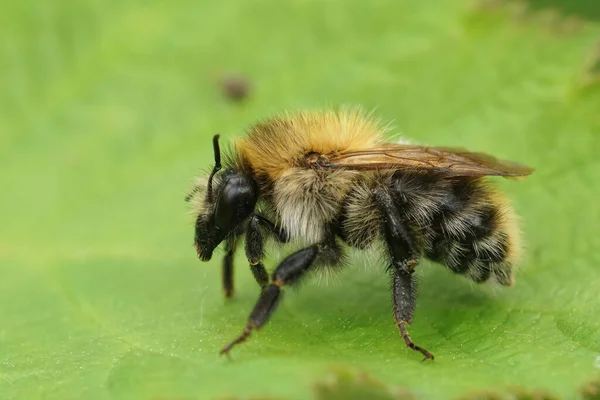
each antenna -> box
[206,134,222,202]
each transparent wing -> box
[322,144,534,178]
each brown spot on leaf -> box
[471,0,586,35]
[220,74,251,102]
[557,14,585,35]
[313,367,415,400]
[455,391,505,400]
[579,375,600,400]
[458,386,561,400]
[582,41,600,88]
[217,396,290,400]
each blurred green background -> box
[1,0,600,399]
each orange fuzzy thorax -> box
[234,107,387,180]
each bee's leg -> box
[245,214,290,290]
[374,187,434,361]
[245,215,270,289]
[221,234,337,356]
[392,268,434,361]
[222,235,238,298]
[254,214,289,244]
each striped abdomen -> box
[394,173,520,286]
[342,171,521,285]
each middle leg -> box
[374,187,434,361]
[221,232,340,356]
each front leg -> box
[374,187,434,361]
[245,214,289,290]
[222,235,238,298]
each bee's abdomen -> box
[393,174,520,286]
[342,172,521,286]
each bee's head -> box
[186,135,258,261]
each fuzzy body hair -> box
[273,168,359,243]
[341,171,521,285]
[233,107,388,244]
[188,107,524,286]
[234,107,387,180]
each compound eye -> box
[214,181,238,230]
[213,175,257,231]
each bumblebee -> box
[186,108,534,360]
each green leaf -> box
[1,1,600,399]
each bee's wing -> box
[324,143,534,178]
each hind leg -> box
[374,187,434,361]
[392,268,434,361]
